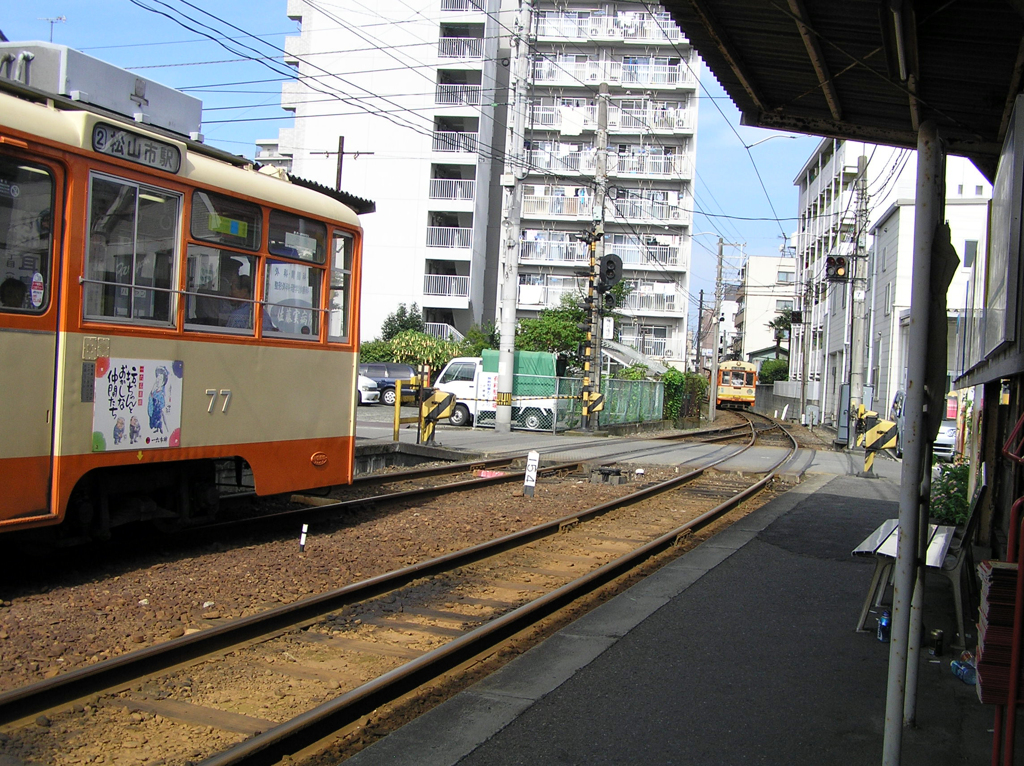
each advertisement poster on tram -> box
[92,358,183,451]
[266,261,314,334]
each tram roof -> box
[663,1,1023,181]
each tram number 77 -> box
[205,388,233,414]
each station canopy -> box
[663,0,1024,181]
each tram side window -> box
[184,246,258,333]
[268,209,326,263]
[191,190,261,251]
[0,156,53,313]
[328,230,353,342]
[84,175,180,325]
[264,259,322,339]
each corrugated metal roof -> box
[663,0,1024,179]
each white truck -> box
[433,350,559,430]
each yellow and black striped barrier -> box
[586,390,605,413]
[858,407,897,474]
[420,391,456,445]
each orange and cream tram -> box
[715,360,758,409]
[0,44,369,539]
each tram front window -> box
[0,156,53,313]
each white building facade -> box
[791,138,991,426]
[515,4,697,362]
[264,0,506,342]
[734,255,797,362]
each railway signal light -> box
[825,255,849,281]
[596,253,622,293]
[790,310,803,324]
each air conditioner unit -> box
[671,209,681,220]
[664,349,672,357]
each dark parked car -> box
[358,362,418,406]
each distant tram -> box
[0,44,371,540]
[716,360,758,409]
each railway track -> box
[0,414,799,766]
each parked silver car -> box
[357,374,380,405]
[933,419,958,460]
[890,390,957,460]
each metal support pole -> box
[495,0,533,433]
[882,120,943,765]
[850,155,869,436]
[800,279,811,424]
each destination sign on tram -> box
[92,123,182,174]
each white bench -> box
[853,520,957,633]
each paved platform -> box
[344,451,993,765]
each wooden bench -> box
[853,521,957,633]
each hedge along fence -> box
[600,379,665,426]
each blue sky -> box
[4,1,821,310]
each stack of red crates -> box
[977,560,1020,703]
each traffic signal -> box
[790,310,803,324]
[597,253,623,293]
[825,255,849,281]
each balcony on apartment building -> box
[519,232,684,270]
[520,236,588,265]
[423,263,471,310]
[616,332,685,359]
[428,169,476,204]
[532,58,694,89]
[440,0,483,13]
[432,117,479,154]
[536,11,682,43]
[528,103,693,134]
[611,196,690,225]
[438,24,485,59]
[618,286,681,315]
[436,70,482,107]
[521,191,594,220]
[516,278,584,311]
[426,211,473,259]
[525,147,692,180]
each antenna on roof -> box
[38,16,66,42]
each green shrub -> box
[664,368,706,420]
[615,364,650,381]
[931,461,970,525]
[759,359,789,384]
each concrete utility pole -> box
[592,82,609,417]
[708,237,724,424]
[694,289,704,372]
[495,0,533,433]
[848,154,869,437]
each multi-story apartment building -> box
[791,139,990,426]
[733,254,797,362]
[263,0,695,348]
[496,2,697,363]
[261,0,505,343]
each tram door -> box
[0,153,60,523]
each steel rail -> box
[0,418,786,728]
[200,418,799,766]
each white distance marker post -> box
[299,523,308,552]
[524,450,540,498]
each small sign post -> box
[524,450,540,498]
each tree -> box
[767,309,792,360]
[380,303,424,341]
[515,294,587,356]
[759,358,789,384]
[461,322,500,357]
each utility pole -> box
[709,237,724,424]
[849,155,869,440]
[592,82,610,423]
[694,289,704,372]
[495,0,533,433]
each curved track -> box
[0,415,799,766]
